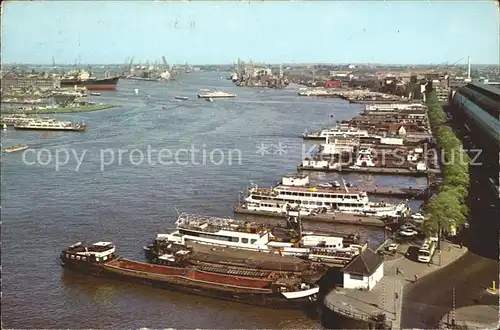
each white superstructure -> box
[156,213,363,263]
[198,91,236,98]
[303,124,373,140]
[14,117,86,131]
[241,174,410,218]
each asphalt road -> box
[401,108,499,328]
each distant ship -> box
[60,77,120,91]
[198,91,236,99]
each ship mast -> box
[341,177,349,193]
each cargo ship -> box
[61,241,320,309]
[143,240,329,283]
[60,76,119,91]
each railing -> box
[323,299,393,329]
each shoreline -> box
[0,104,120,114]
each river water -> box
[1,72,425,328]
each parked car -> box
[386,243,398,252]
[411,213,425,220]
[398,229,418,237]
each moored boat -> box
[61,241,320,309]
[143,240,329,283]
[145,212,364,267]
[241,174,410,218]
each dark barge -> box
[61,241,319,309]
[143,240,329,283]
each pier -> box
[233,207,388,228]
[298,165,441,177]
[322,240,469,330]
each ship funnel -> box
[467,56,471,80]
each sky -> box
[1,1,499,65]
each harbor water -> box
[1,72,424,328]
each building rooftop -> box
[342,248,383,276]
[468,82,500,99]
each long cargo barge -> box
[60,77,119,91]
[61,241,319,309]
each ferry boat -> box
[303,124,373,140]
[198,91,236,99]
[1,114,34,126]
[241,174,410,218]
[145,212,364,266]
[14,118,87,132]
[3,145,28,153]
[61,241,319,309]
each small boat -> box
[61,241,320,309]
[134,88,139,95]
[4,145,28,153]
[90,92,102,96]
[206,98,214,102]
[174,96,188,101]
[198,91,236,99]
[2,123,6,130]
[162,105,166,110]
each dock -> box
[233,207,387,228]
[298,165,441,177]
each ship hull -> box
[60,77,119,91]
[61,258,317,309]
[197,95,235,99]
[14,126,86,132]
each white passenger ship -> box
[197,91,236,99]
[241,174,410,218]
[149,212,364,264]
[303,124,373,140]
[14,118,87,132]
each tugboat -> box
[61,241,319,309]
[14,118,87,132]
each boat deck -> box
[187,243,314,272]
[234,207,387,228]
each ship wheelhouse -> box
[61,241,116,264]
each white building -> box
[342,248,384,291]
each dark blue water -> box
[1,72,423,328]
